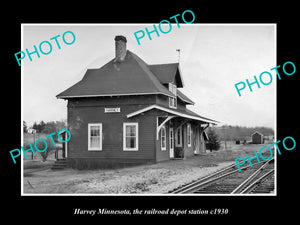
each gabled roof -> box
[251,131,264,137]
[148,63,184,88]
[127,104,219,125]
[56,50,175,99]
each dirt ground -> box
[23,142,272,194]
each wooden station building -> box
[56,35,218,168]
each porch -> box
[127,104,218,161]
[157,116,209,160]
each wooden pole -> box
[32,131,35,160]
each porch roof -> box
[127,104,219,125]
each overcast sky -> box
[22,24,276,129]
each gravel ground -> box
[23,143,269,194]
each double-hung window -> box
[88,123,102,150]
[123,123,139,151]
[168,83,177,109]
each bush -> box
[34,138,56,162]
[206,129,221,152]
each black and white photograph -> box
[21,24,276,195]
[3,4,299,221]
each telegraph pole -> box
[32,129,36,160]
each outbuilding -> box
[251,131,264,144]
[56,35,218,168]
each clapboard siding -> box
[67,95,157,163]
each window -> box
[175,126,182,147]
[161,125,166,150]
[168,83,177,108]
[123,123,138,151]
[169,124,174,151]
[187,123,192,147]
[88,123,102,150]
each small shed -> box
[251,131,264,144]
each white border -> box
[21,24,24,195]
[21,23,277,196]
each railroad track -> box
[169,158,274,194]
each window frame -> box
[88,123,102,151]
[161,125,166,150]
[168,83,177,109]
[123,122,139,151]
[187,123,192,147]
[169,124,174,151]
[175,126,182,147]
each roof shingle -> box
[57,50,175,99]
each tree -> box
[32,121,38,131]
[23,121,28,133]
[39,120,46,132]
[32,120,46,133]
[35,137,56,162]
[206,129,221,152]
[41,121,56,134]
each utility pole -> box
[32,129,36,160]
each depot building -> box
[56,35,218,168]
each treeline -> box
[24,120,67,134]
[210,125,274,141]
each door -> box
[169,126,174,158]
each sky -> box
[22,24,276,129]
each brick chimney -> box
[114,35,127,62]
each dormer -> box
[148,63,184,88]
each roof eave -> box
[127,104,219,125]
[56,92,176,100]
[177,95,195,105]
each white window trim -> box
[123,122,139,151]
[175,126,182,147]
[161,125,166,151]
[88,123,102,151]
[187,123,192,147]
[168,83,177,109]
[169,97,173,108]
[169,126,174,151]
